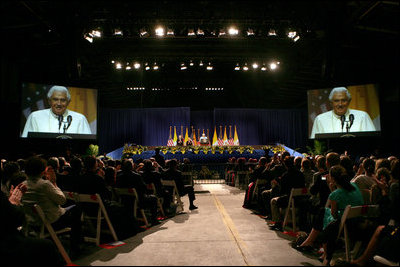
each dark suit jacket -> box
[162,168,185,196]
[77,171,112,202]
[115,170,147,202]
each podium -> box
[27,132,97,140]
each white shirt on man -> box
[310,108,376,139]
[22,108,92,137]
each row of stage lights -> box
[111,60,280,71]
[126,87,224,91]
[84,26,301,43]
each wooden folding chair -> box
[75,193,118,246]
[113,187,150,228]
[282,187,311,233]
[146,183,166,218]
[161,179,184,213]
[32,204,73,265]
[337,204,380,262]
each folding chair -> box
[75,193,118,246]
[161,179,184,213]
[251,179,268,203]
[373,255,399,266]
[282,187,311,233]
[32,204,73,265]
[146,183,166,218]
[113,187,150,228]
[337,204,380,262]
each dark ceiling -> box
[1,0,399,110]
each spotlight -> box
[134,62,141,69]
[153,62,159,70]
[246,28,255,36]
[155,26,165,37]
[91,29,102,38]
[126,63,131,70]
[196,28,204,36]
[293,35,300,42]
[180,63,187,70]
[218,29,226,37]
[84,33,93,43]
[115,62,122,69]
[288,31,297,38]
[113,28,123,36]
[206,62,213,70]
[268,29,277,36]
[252,63,259,69]
[261,64,267,71]
[242,63,249,71]
[188,28,196,36]
[145,63,150,70]
[140,28,149,37]
[269,62,279,70]
[189,60,194,67]
[234,63,240,71]
[228,27,239,36]
[199,61,204,66]
[167,28,174,36]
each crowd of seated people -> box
[236,151,399,266]
[0,152,199,263]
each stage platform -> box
[106,143,303,163]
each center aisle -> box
[75,184,321,266]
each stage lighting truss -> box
[233,61,280,72]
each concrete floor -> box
[73,184,322,266]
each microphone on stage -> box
[66,115,72,130]
[349,114,354,129]
[340,115,345,130]
[58,115,63,130]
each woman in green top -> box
[296,165,364,265]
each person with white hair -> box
[22,85,91,137]
[310,86,376,138]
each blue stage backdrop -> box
[99,107,307,153]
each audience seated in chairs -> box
[77,155,140,239]
[115,159,161,226]
[162,159,198,210]
[1,183,64,266]
[295,165,364,266]
[260,151,290,219]
[21,156,83,258]
[139,159,171,212]
[242,156,269,210]
[268,156,305,231]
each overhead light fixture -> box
[134,62,141,69]
[167,28,174,36]
[206,62,213,70]
[218,29,226,37]
[268,29,277,36]
[196,28,204,36]
[84,33,93,43]
[115,62,122,69]
[189,60,194,67]
[252,63,259,69]
[188,28,196,36]
[234,63,240,71]
[288,31,297,38]
[246,28,255,36]
[269,61,280,70]
[243,63,249,71]
[113,28,123,36]
[199,61,204,66]
[155,26,165,37]
[125,63,131,70]
[145,63,150,70]
[153,62,159,70]
[228,27,239,36]
[91,29,102,38]
[180,63,187,70]
[261,64,267,71]
[293,35,300,42]
[140,28,149,37]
